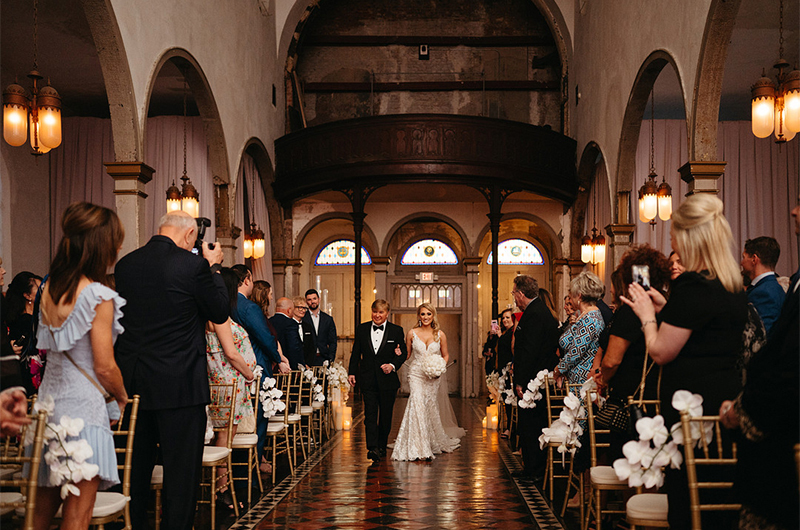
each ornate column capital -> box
[105,161,155,257]
[678,161,725,196]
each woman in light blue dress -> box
[33,202,128,530]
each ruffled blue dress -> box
[34,283,126,490]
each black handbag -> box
[595,396,629,433]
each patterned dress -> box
[557,309,605,386]
[206,321,257,425]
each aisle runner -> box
[227,418,355,530]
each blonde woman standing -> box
[392,303,463,461]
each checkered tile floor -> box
[220,397,574,530]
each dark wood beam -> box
[301,35,557,47]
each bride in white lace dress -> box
[392,303,463,461]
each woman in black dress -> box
[622,194,746,529]
[482,308,516,436]
[5,271,43,393]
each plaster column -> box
[105,162,154,257]
[552,258,585,318]
[290,258,303,296]
[463,257,482,398]
[215,226,241,266]
[372,256,391,300]
[605,224,635,270]
[678,161,725,196]
[272,258,289,298]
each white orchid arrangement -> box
[612,390,711,489]
[303,368,326,403]
[259,376,286,419]
[420,354,447,379]
[486,371,501,401]
[538,390,585,459]
[518,369,551,409]
[499,363,517,405]
[250,365,263,395]
[23,395,100,499]
[324,360,351,403]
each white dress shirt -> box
[371,323,384,353]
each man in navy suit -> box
[115,211,228,530]
[303,289,338,365]
[270,297,305,369]
[348,299,407,461]
[741,236,786,334]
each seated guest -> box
[740,236,785,334]
[205,268,256,509]
[270,297,305,369]
[623,194,746,529]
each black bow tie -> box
[373,324,384,332]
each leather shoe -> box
[379,447,387,457]
[367,449,381,461]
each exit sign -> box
[419,272,434,283]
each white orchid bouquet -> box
[420,354,447,379]
[499,363,517,405]
[301,368,326,403]
[324,360,351,403]
[259,376,286,419]
[486,371,501,401]
[612,390,711,489]
[518,369,551,409]
[538,391,585,459]
[250,365,263,396]
[23,395,100,499]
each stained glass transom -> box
[486,239,544,265]
[315,240,372,266]
[400,239,458,265]
[393,284,462,309]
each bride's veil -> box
[437,364,466,438]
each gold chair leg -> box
[154,488,162,530]
[254,446,263,494]
[228,458,239,518]
[210,465,217,530]
[272,437,277,484]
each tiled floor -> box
[222,396,575,530]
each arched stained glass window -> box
[315,240,372,266]
[400,239,459,265]
[486,239,544,265]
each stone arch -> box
[691,0,743,160]
[380,212,471,257]
[237,138,287,259]
[79,0,140,161]
[574,141,612,258]
[616,51,686,195]
[474,211,563,261]
[294,212,379,261]
[529,0,573,133]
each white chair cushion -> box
[0,492,23,516]
[269,416,284,422]
[287,413,301,423]
[53,492,127,518]
[232,433,259,446]
[202,446,230,463]
[266,423,286,433]
[311,402,324,409]
[627,493,668,520]
[300,406,313,414]
[590,465,627,485]
[151,465,163,484]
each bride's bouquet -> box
[420,354,447,379]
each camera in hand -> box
[192,217,215,255]
[632,264,651,290]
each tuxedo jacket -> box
[300,319,318,366]
[269,313,305,369]
[746,274,786,334]
[302,310,338,365]
[348,321,408,391]
[513,297,559,387]
[114,235,229,410]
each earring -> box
[418,320,422,326]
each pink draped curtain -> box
[234,153,274,286]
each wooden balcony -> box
[274,114,577,204]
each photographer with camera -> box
[115,210,229,530]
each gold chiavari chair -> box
[199,383,239,528]
[681,410,739,530]
[542,375,570,503]
[299,369,316,455]
[582,389,629,530]
[624,399,669,530]
[284,370,305,465]
[231,373,263,507]
[559,382,585,520]
[0,409,47,530]
[310,366,327,446]
[265,373,293,484]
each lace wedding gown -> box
[392,331,463,461]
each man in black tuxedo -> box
[114,211,228,530]
[512,275,559,480]
[269,297,305,369]
[303,289,338,365]
[348,299,407,461]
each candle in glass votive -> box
[342,406,352,431]
[482,416,488,429]
[334,404,344,430]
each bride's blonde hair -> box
[415,302,440,339]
